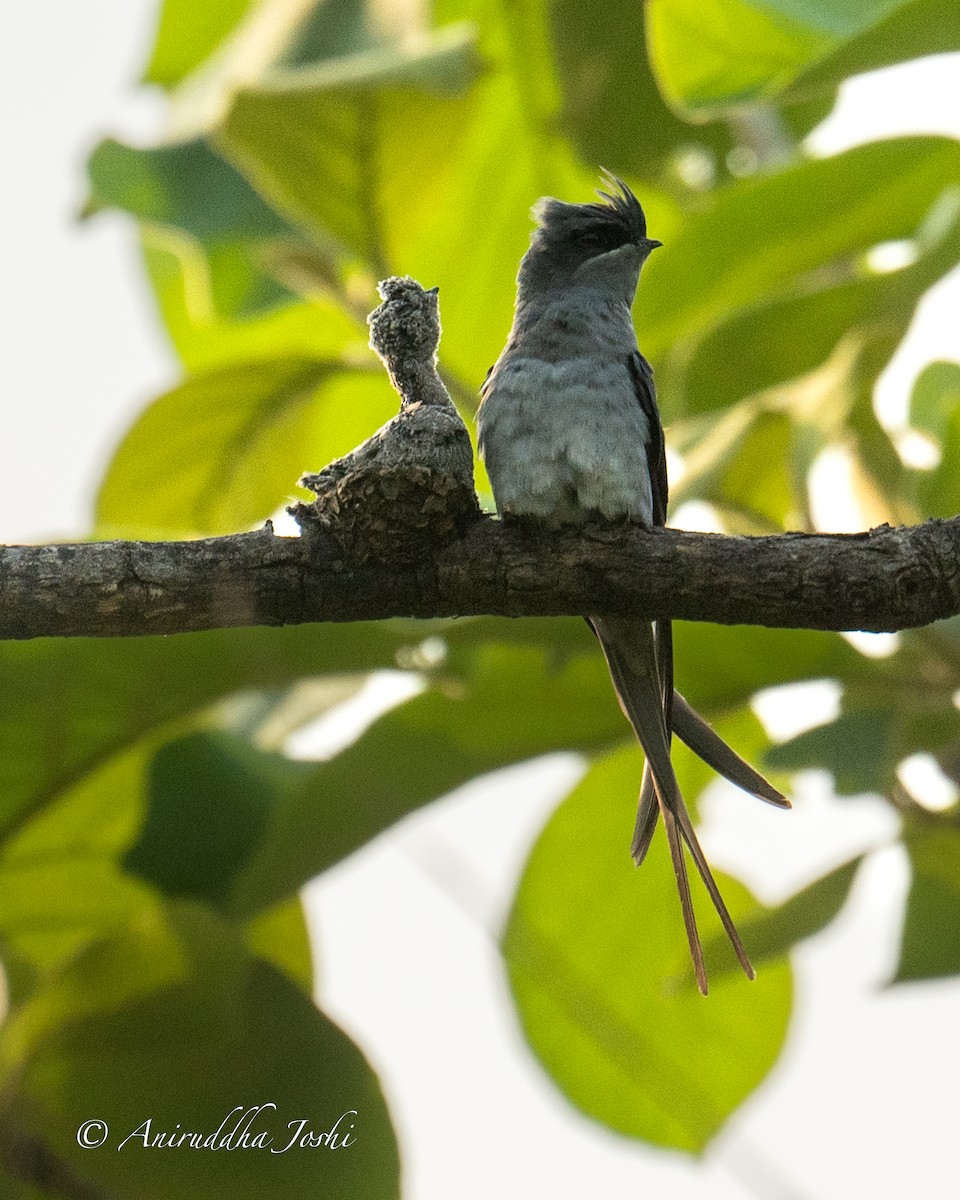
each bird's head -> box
[517,172,660,301]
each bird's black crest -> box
[530,172,647,257]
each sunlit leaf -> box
[638,137,960,359]
[144,0,257,88]
[702,854,864,980]
[672,197,960,417]
[789,0,960,100]
[86,137,295,319]
[676,407,805,530]
[894,827,960,982]
[906,360,960,518]
[141,230,366,372]
[244,895,314,993]
[0,732,315,988]
[0,856,156,976]
[219,26,483,269]
[95,359,395,538]
[504,746,792,1153]
[217,18,608,395]
[647,0,907,116]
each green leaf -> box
[639,137,960,361]
[676,407,806,530]
[673,196,960,416]
[765,710,896,793]
[0,636,629,942]
[87,137,289,244]
[141,230,366,372]
[788,0,960,100]
[280,0,397,66]
[0,748,159,979]
[219,25,483,271]
[548,0,736,182]
[0,623,406,841]
[907,360,960,518]
[444,617,863,719]
[0,732,315,989]
[98,640,781,918]
[0,855,157,976]
[95,359,396,538]
[842,331,915,513]
[673,622,859,712]
[504,745,792,1153]
[909,360,960,442]
[647,0,905,116]
[549,0,833,185]
[217,19,609,391]
[86,136,302,320]
[765,684,960,795]
[244,896,314,994]
[231,643,634,913]
[11,905,399,1200]
[124,732,304,905]
[673,331,908,531]
[701,855,864,981]
[0,901,184,1073]
[895,827,960,983]
[144,0,257,88]
[0,616,868,867]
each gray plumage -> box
[301,277,473,494]
[478,174,787,994]
[294,277,477,552]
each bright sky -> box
[2,5,959,1198]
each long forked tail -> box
[591,617,754,995]
[672,693,788,808]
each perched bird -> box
[477,174,788,994]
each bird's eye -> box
[579,227,622,253]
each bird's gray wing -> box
[628,351,667,527]
[626,350,673,864]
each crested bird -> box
[477,174,789,994]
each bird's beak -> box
[644,238,663,251]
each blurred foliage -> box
[504,745,792,1153]
[3,0,960,1193]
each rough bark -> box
[1,514,958,640]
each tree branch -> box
[3,276,958,642]
[1,514,959,640]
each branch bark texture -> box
[1,515,959,640]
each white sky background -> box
[2,4,960,1198]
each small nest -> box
[291,465,480,563]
